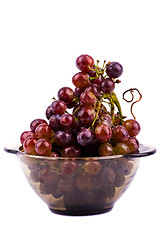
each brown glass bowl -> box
[4,144,156,216]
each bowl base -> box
[49,206,114,216]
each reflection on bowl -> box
[5,144,156,216]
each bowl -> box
[4,144,156,216]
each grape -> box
[58,87,75,104]
[60,113,75,129]
[101,78,115,94]
[80,91,97,107]
[66,101,76,109]
[30,170,39,182]
[125,136,139,152]
[114,175,125,187]
[91,76,102,86]
[96,185,115,200]
[20,55,141,159]
[38,166,59,184]
[49,114,62,131]
[21,155,37,169]
[60,161,78,175]
[35,139,52,155]
[76,54,94,72]
[39,183,54,195]
[112,125,129,143]
[91,176,102,190]
[123,119,141,137]
[99,143,113,156]
[101,113,112,126]
[87,68,97,78]
[23,136,37,154]
[51,100,67,115]
[57,177,75,194]
[72,72,90,88]
[85,84,101,98]
[76,173,92,192]
[61,145,81,157]
[77,107,95,126]
[113,143,130,155]
[77,128,94,146]
[54,130,73,147]
[30,119,47,132]
[106,62,123,78]
[95,123,112,142]
[46,105,54,120]
[109,158,129,175]
[20,131,35,145]
[35,123,52,140]
[74,87,85,97]
[83,161,102,175]
[100,167,115,186]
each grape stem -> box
[103,93,115,123]
[111,92,123,124]
[91,96,103,127]
[123,88,142,120]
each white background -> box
[0,0,160,239]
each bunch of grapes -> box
[20,54,141,158]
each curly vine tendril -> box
[122,88,142,120]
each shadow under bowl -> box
[4,144,156,216]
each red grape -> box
[100,167,115,186]
[49,114,62,131]
[23,136,37,154]
[45,105,54,120]
[20,131,35,145]
[123,119,141,137]
[35,139,52,155]
[58,87,75,104]
[85,84,101,98]
[61,145,81,157]
[72,72,90,88]
[77,107,95,126]
[101,113,112,126]
[106,62,123,78]
[35,123,52,140]
[77,128,94,146]
[95,123,112,142]
[54,130,73,147]
[30,119,47,132]
[91,76,102,86]
[60,161,78,175]
[74,87,85,97]
[112,125,129,143]
[87,67,97,78]
[76,54,94,72]
[125,136,139,152]
[99,143,113,156]
[83,161,102,175]
[80,91,97,107]
[60,113,75,129]
[101,78,115,94]
[51,100,67,115]
[57,177,75,194]
[76,173,92,192]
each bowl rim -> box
[4,144,156,161]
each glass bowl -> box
[4,144,156,216]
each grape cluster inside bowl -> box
[5,144,156,216]
[4,54,157,215]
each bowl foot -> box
[49,205,114,216]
